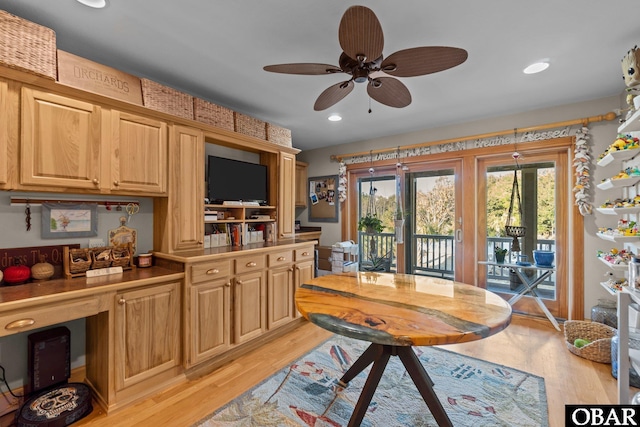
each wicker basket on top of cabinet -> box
[0,10,57,79]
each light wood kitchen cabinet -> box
[267,250,294,330]
[188,260,231,367]
[20,86,103,190]
[114,281,181,392]
[109,110,167,194]
[278,152,296,238]
[233,269,266,344]
[294,246,315,318]
[154,125,204,253]
[0,78,13,188]
[295,161,308,208]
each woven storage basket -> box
[193,98,234,131]
[110,246,131,268]
[141,78,194,119]
[564,320,617,363]
[0,10,56,79]
[234,112,267,140]
[68,248,91,274]
[267,123,292,147]
[90,248,112,269]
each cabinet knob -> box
[118,298,126,305]
[277,256,286,262]
[236,280,243,285]
[302,252,310,256]
[92,178,99,186]
[113,180,120,187]
[288,267,294,272]
[225,282,231,287]
[198,240,203,245]
[5,318,35,330]
[206,268,219,275]
[246,262,257,267]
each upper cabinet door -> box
[278,152,296,237]
[110,110,167,194]
[21,87,102,190]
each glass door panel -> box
[404,161,462,280]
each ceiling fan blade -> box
[314,80,354,111]
[338,5,384,62]
[381,47,468,77]
[367,77,411,108]
[263,63,342,75]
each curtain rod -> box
[330,111,618,162]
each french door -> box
[477,149,568,320]
[403,160,463,280]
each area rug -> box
[194,335,548,427]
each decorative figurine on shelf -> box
[621,45,640,119]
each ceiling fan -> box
[263,5,468,111]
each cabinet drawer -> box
[191,260,231,284]
[235,255,265,274]
[268,250,293,267]
[295,247,315,262]
[0,296,103,337]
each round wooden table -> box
[295,271,512,427]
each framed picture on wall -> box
[308,175,339,222]
[41,203,98,238]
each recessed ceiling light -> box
[76,0,107,8]
[328,114,342,122]
[523,61,550,74]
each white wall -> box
[296,95,623,319]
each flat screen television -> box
[207,156,268,204]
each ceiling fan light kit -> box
[264,5,467,111]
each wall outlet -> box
[89,239,106,248]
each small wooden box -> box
[141,78,194,119]
[234,112,267,140]
[194,98,234,131]
[0,10,56,79]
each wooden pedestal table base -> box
[295,272,512,427]
[337,342,452,427]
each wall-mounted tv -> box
[207,156,268,204]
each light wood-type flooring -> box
[9,315,633,427]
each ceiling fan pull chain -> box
[368,95,372,114]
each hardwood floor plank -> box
[10,315,630,427]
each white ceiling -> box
[2,1,638,151]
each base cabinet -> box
[233,270,266,344]
[294,259,315,319]
[188,260,231,367]
[114,281,181,391]
[268,265,294,330]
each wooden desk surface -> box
[295,272,512,347]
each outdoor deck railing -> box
[357,233,555,293]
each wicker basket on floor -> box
[564,320,617,363]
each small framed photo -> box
[41,203,98,238]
